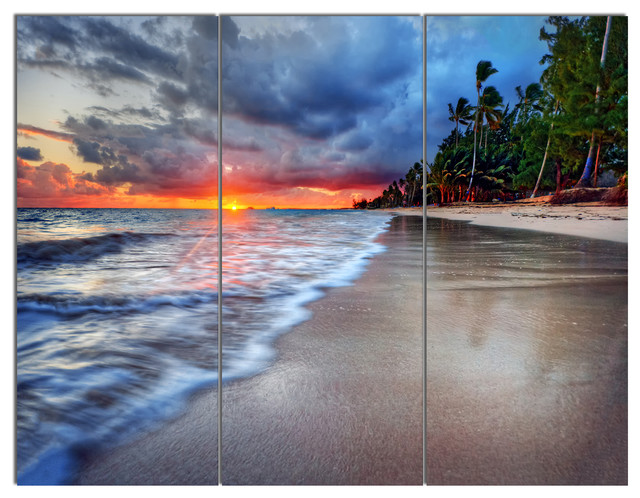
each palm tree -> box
[448,97,473,148]
[576,16,613,187]
[476,86,503,155]
[531,98,560,198]
[515,83,544,124]
[413,160,423,206]
[467,60,498,201]
[406,161,422,206]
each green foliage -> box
[371,16,627,206]
[540,16,627,184]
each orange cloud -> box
[17,158,111,203]
[17,124,75,143]
[17,158,218,209]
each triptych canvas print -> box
[16,14,628,486]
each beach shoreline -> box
[426,200,627,243]
[380,206,424,217]
[74,214,424,485]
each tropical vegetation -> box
[353,16,626,210]
[424,16,627,205]
[352,161,424,209]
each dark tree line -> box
[352,161,423,209]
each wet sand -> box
[74,214,423,485]
[427,201,627,243]
[426,217,627,485]
[221,214,423,484]
[75,390,218,484]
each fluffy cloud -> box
[17,158,111,200]
[17,16,218,201]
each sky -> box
[220,16,422,209]
[12,15,616,208]
[16,15,423,209]
[16,16,219,209]
[426,16,551,164]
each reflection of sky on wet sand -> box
[427,218,627,484]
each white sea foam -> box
[16,208,393,484]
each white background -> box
[3,1,637,497]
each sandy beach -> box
[426,213,627,485]
[426,199,627,243]
[74,214,423,485]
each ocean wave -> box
[17,361,217,485]
[16,208,394,484]
[17,289,217,317]
[17,231,176,264]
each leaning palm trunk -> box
[531,99,560,198]
[466,111,480,201]
[576,16,612,187]
[484,124,488,150]
[593,135,603,187]
[484,125,489,158]
[467,60,497,201]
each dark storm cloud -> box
[222,17,419,140]
[89,57,151,83]
[63,115,149,142]
[73,138,144,186]
[17,16,217,110]
[17,16,179,82]
[81,17,183,81]
[193,16,218,40]
[80,161,142,187]
[85,115,107,131]
[70,116,216,193]
[335,132,373,152]
[221,16,239,48]
[17,16,80,50]
[157,81,190,109]
[222,16,423,189]
[140,16,169,37]
[73,138,107,164]
[17,146,43,161]
[182,118,218,146]
[87,105,161,122]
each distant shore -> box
[426,199,627,243]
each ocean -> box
[16,207,393,484]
